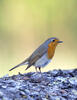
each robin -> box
[9,37,63,72]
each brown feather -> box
[47,40,58,59]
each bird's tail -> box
[9,59,28,71]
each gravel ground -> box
[0,69,77,100]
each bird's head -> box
[47,37,63,48]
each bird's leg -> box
[35,67,38,72]
[39,67,41,73]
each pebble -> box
[72,89,77,96]
[69,77,77,85]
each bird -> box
[9,37,63,72]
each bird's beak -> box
[58,41,63,43]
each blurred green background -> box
[0,0,77,77]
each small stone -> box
[30,73,43,83]
[0,91,3,96]
[42,98,48,100]
[22,76,30,80]
[25,89,30,94]
[51,70,59,76]
[49,96,61,100]
[30,91,39,96]
[72,89,77,96]
[2,97,10,100]
[69,77,77,85]
[2,85,7,89]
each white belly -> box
[34,53,51,68]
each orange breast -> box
[47,42,56,59]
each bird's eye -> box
[52,39,55,42]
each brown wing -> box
[25,56,40,70]
[26,43,48,70]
